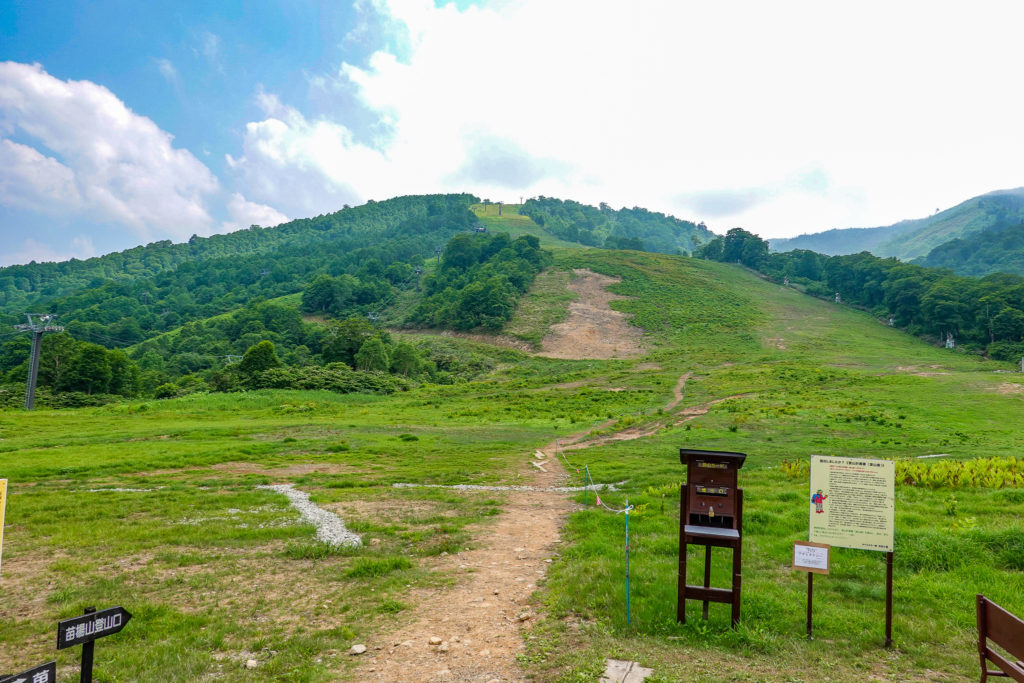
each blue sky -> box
[3,0,1024,266]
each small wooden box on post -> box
[677,448,746,627]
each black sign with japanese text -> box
[56,607,131,650]
[0,660,56,683]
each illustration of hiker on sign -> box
[811,489,828,514]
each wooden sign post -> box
[808,455,895,648]
[57,606,132,683]
[793,541,830,637]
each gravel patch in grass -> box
[257,483,362,547]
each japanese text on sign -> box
[793,541,830,574]
[56,606,131,650]
[809,455,894,552]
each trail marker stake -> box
[584,465,591,506]
[625,500,631,625]
[57,605,132,683]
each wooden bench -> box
[977,594,1024,682]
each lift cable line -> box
[13,313,64,410]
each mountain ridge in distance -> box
[770,187,1024,261]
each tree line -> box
[0,228,549,405]
[697,228,1024,360]
[520,197,714,255]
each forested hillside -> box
[519,197,714,254]
[700,228,1024,361]
[7,190,1024,410]
[0,194,478,324]
[771,187,1024,260]
[915,221,1024,276]
[0,223,551,405]
[0,194,478,343]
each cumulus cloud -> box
[448,135,572,189]
[222,192,289,232]
[226,92,371,216]
[232,0,1024,237]
[0,61,219,240]
[0,139,82,213]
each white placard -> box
[793,541,829,574]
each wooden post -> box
[702,544,712,620]
[807,572,814,637]
[677,483,687,624]
[732,489,743,627]
[885,551,894,648]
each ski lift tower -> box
[14,313,64,410]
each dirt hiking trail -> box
[352,277,744,681]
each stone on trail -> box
[599,659,654,683]
[428,636,443,645]
[349,644,367,655]
[244,659,258,670]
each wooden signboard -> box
[809,456,894,552]
[807,456,896,647]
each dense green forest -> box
[699,228,1024,360]
[915,221,1024,277]
[519,196,714,254]
[406,232,551,330]
[0,225,551,405]
[0,194,478,331]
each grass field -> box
[1,239,1023,681]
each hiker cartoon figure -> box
[811,489,827,514]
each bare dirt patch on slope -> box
[537,269,645,360]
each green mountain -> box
[0,194,479,322]
[770,187,1024,260]
[914,221,1024,276]
[6,193,1024,408]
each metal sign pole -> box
[80,607,95,683]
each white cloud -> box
[0,138,82,213]
[0,61,219,240]
[6,236,97,265]
[222,192,289,232]
[155,58,179,85]
[232,0,1024,237]
[155,58,178,82]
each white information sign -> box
[809,455,895,552]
